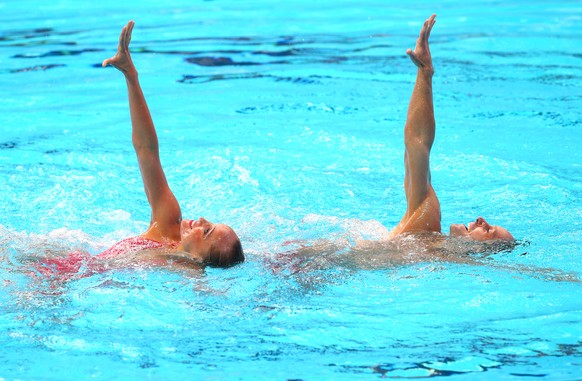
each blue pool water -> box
[1,0,581,379]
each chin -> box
[449,224,468,237]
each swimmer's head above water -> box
[177,217,244,268]
[449,217,514,241]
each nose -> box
[476,217,485,225]
[198,217,208,224]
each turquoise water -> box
[1,0,581,379]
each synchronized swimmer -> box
[101,20,245,269]
[35,14,514,280]
[382,14,513,242]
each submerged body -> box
[33,237,199,281]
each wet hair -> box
[465,239,520,256]
[207,234,245,268]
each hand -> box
[406,14,436,72]
[102,21,136,75]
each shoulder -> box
[392,187,441,236]
[142,220,181,243]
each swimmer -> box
[276,15,515,272]
[98,21,244,269]
[390,14,513,242]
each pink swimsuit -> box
[96,236,165,260]
[35,236,165,279]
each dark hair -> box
[208,235,245,268]
[466,239,520,257]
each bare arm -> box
[389,15,441,236]
[404,14,436,213]
[102,21,181,242]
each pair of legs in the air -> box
[101,14,513,270]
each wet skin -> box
[450,217,514,241]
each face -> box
[178,217,239,265]
[450,217,514,241]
